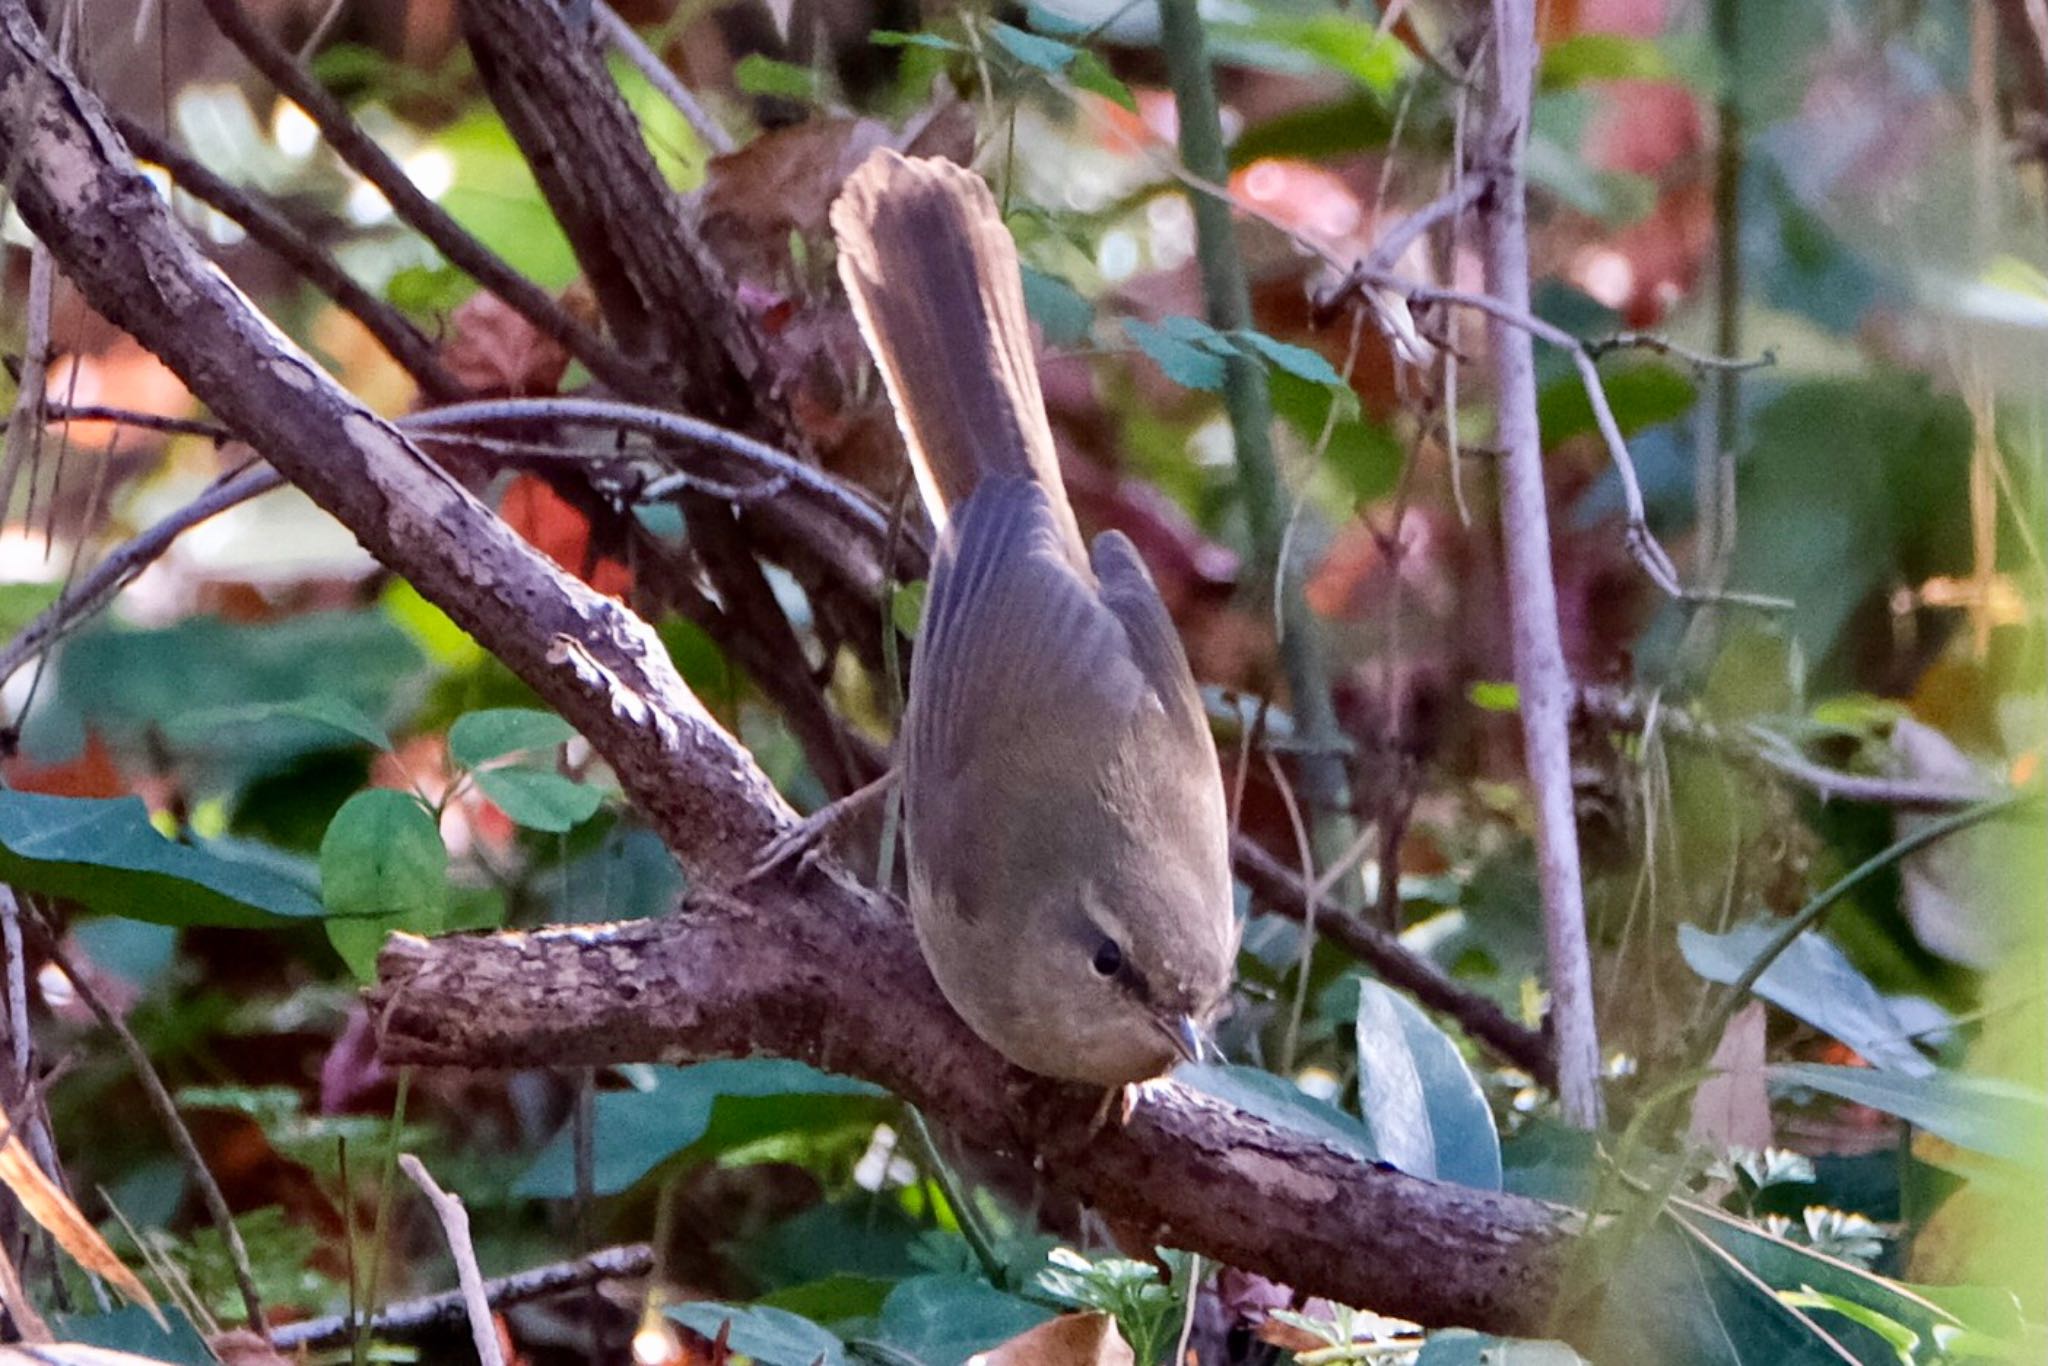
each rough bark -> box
[0,4,1578,1334]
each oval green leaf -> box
[447,707,576,769]
[0,791,326,929]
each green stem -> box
[903,1105,1005,1287]
[1690,792,2043,1066]
[354,1066,413,1366]
[1155,0,1354,867]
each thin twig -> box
[192,0,650,398]
[273,1244,653,1350]
[1233,836,1556,1087]
[1474,0,1602,1127]
[24,913,267,1336]
[1583,332,1775,374]
[1688,792,2044,1068]
[42,406,234,441]
[591,0,731,154]
[1574,685,2007,809]
[398,1154,505,1366]
[402,398,893,542]
[0,464,282,688]
[1157,0,1356,873]
[1337,266,1790,612]
[113,115,468,402]
[1364,178,1486,275]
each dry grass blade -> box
[0,1102,161,1324]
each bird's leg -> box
[742,769,900,885]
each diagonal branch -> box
[111,115,468,403]
[192,0,652,400]
[0,9,1580,1335]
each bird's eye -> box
[1090,937,1123,978]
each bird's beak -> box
[1159,1013,1207,1066]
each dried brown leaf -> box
[1687,1000,1772,1153]
[978,1312,1135,1366]
[0,1104,161,1324]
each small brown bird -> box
[831,150,1236,1087]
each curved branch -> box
[192,0,652,400]
[371,882,1574,1336]
[0,10,1578,1335]
[112,114,468,403]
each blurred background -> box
[0,0,2043,1362]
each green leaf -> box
[1778,1290,1917,1365]
[1070,48,1137,110]
[319,790,445,922]
[1669,1199,1961,1352]
[1592,1216,1865,1365]
[384,263,473,318]
[1767,1063,2048,1164]
[1678,920,1933,1076]
[1353,979,1502,1190]
[0,791,328,929]
[1231,329,1344,386]
[735,53,818,100]
[51,1308,213,1365]
[1215,15,1408,96]
[667,1303,846,1366]
[1126,318,1227,391]
[1538,363,1695,445]
[474,766,604,833]
[163,695,393,753]
[1178,1063,1376,1161]
[890,580,928,639]
[874,1275,1054,1366]
[448,707,577,768]
[1539,33,1671,89]
[1020,265,1095,347]
[517,1061,884,1198]
[871,29,967,53]
[1469,681,1521,712]
[989,21,1078,74]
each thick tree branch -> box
[369,887,1573,1335]
[0,11,1579,1334]
[0,0,784,882]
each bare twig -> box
[1233,837,1555,1085]
[1157,0,1356,866]
[591,0,730,154]
[42,406,233,441]
[399,1155,504,1366]
[0,465,282,688]
[1584,332,1775,374]
[0,238,55,521]
[113,115,468,402]
[1574,685,2006,809]
[1334,267,1791,613]
[272,1243,653,1351]
[1364,177,1486,275]
[405,398,893,542]
[190,0,650,399]
[23,915,267,1336]
[1474,0,1603,1127]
